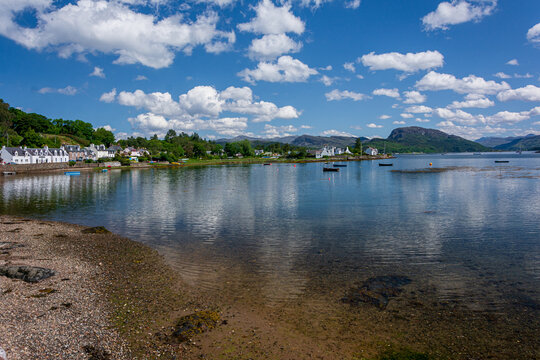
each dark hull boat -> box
[323,167,339,172]
[379,163,393,167]
[333,164,347,167]
[494,160,509,163]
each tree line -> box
[0,99,114,148]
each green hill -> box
[363,127,490,153]
[494,135,540,151]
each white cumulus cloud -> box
[321,129,355,137]
[320,75,338,86]
[494,72,511,79]
[38,85,77,95]
[0,0,235,69]
[325,89,367,101]
[90,66,105,78]
[359,50,444,73]
[102,85,300,124]
[238,56,318,83]
[379,115,391,120]
[343,62,356,72]
[416,71,510,94]
[237,0,305,35]
[393,120,406,125]
[448,94,494,108]
[99,88,117,103]
[486,111,530,125]
[497,85,540,102]
[406,105,433,113]
[372,88,400,98]
[506,59,519,66]
[366,123,383,128]
[433,108,482,125]
[129,113,249,137]
[263,124,298,138]
[422,0,497,31]
[403,91,427,104]
[248,34,302,60]
[527,23,540,44]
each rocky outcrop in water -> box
[341,275,411,309]
[0,265,55,283]
[172,311,221,342]
[82,226,111,234]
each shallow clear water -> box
[2,153,539,311]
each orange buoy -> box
[429,162,432,166]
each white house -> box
[86,144,115,159]
[1,146,31,164]
[47,147,69,163]
[344,147,353,154]
[1,145,68,164]
[122,147,148,158]
[365,147,379,156]
[320,146,335,157]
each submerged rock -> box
[342,275,411,309]
[81,226,111,234]
[172,310,221,342]
[0,265,55,283]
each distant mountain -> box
[216,127,493,153]
[476,134,536,148]
[216,134,366,149]
[493,135,540,151]
[363,126,490,153]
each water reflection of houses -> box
[0,172,118,214]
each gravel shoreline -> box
[0,217,131,359]
[0,216,197,360]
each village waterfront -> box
[1,152,540,359]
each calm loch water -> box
[1,153,539,313]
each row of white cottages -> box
[309,146,378,158]
[1,144,147,165]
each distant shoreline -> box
[1,154,393,175]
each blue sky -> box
[0,0,539,140]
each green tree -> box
[224,142,241,156]
[22,129,44,147]
[93,127,115,146]
[0,99,14,146]
[193,143,207,158]
[354,138,363,154]
[239,139,254,156]
[164,129,177,142]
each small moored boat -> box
[64,171,80,176]
[323,167,339,172]
[333,164,347,167]
[263,163,271,165]
[379,163,393,167]
[494,160,509,163]
[2,171,16,176]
